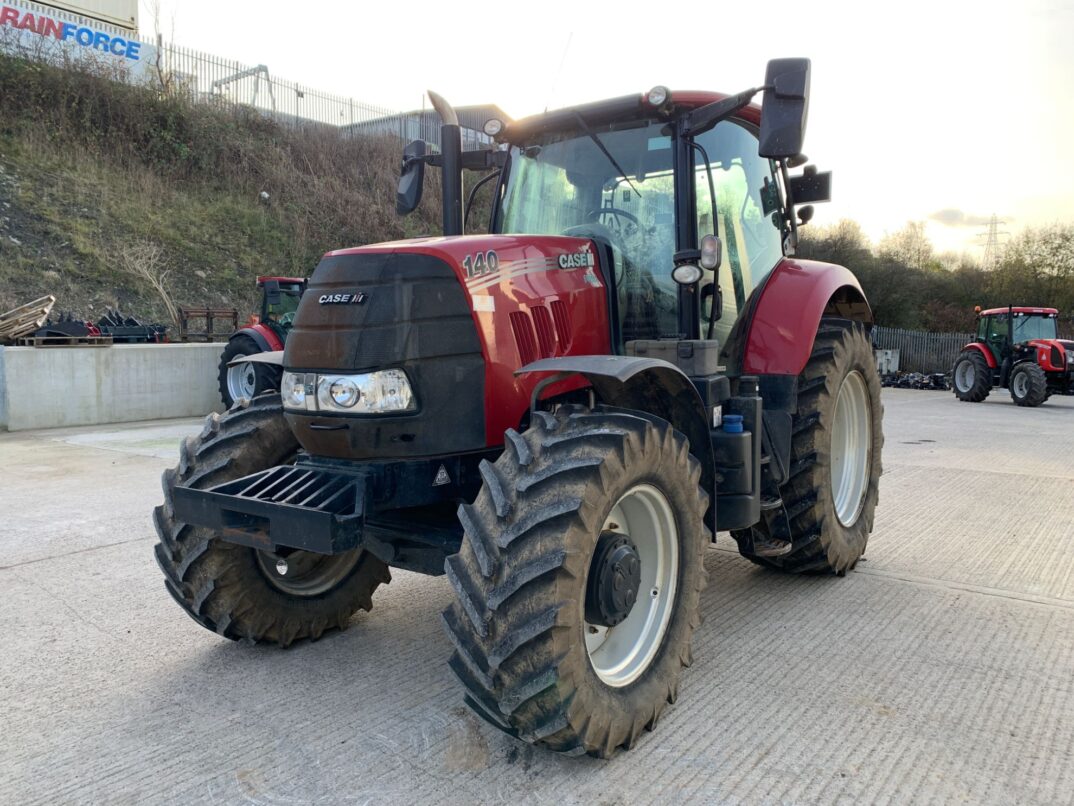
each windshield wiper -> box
[572,111,641,199]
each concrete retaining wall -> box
[0,343,224,431]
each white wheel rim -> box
[830,370,871,527]
[955,360,975,392]
[227,354,257,401]
[585,484,678,688]
[1012,371,1027,398]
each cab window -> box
[693,121,784,345]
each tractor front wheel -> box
[733,318,883,574]
[1009,362,1048,407]
[153,394,391,646]
[218,335,279,409]
[952,350,992,402]
[442,407,709,757]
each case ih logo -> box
[0,5,144,61]
[318,292,367,305]
[558,250,595,269]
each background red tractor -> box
[218,276,307,407]
[156,60,886,758]
[952,306,1074,406]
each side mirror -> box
[396,139,427,215]
[263,280,282,306]
[759,58,811,159]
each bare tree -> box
[117,240,180,326]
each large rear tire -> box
[1009,362,1048,407]
[733,319,883,574]
[153,394,390,646]
[952,350,992,402]
[442,407,709,758]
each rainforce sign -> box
[0,3,144,61]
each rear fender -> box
[738,258,873,376]
[517,356,716,530]
[236,323,283,352]
[961,342,997,369]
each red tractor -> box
[952,306,1074,406]
[155,60,885,757]
[218,276,307,407]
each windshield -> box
[1012,313,1058,341]
[497,120,679,341]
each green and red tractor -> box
[154,59,885,757]
[952,306,1074,406]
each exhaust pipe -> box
[427,90,463,236]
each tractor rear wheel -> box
[952,350,992,402]
[153,394,391,646]
[218,335,279,409]
[442,407,709,758]
[733,319,883,574]
[1009,362,1048,407]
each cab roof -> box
[980,307,1059,316]
[504,91,761,143]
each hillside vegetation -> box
[0,54,443,323]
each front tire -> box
[218,335,279,409]
[734,319,883,574]
[442,407,709,758]
[153,394,391,646]
[1009,362,1048,407]
[952,350,992,402]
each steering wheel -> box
[279,311,296,328]
[586,207,638,237]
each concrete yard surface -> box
[1,389,1072,804]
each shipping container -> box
[36,0,137,32]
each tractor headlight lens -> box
[281,371,310,409]
[282,369,417,414]
[327,378,360,408]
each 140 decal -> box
[462,250,499,279]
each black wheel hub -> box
[585,531,642,627]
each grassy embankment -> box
[0,54,443,323]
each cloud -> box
[929,208,1009,227]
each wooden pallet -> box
[0,295,57,343]
[14,334,114,348]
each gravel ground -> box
[1,388,1072,805]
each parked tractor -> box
[952,306,1074,406]
[155,59,884,758]
[218,276,307,407]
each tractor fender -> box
[960,342,997,368]
[233,324,283,353]
[740,258,873,376]
[227,350,284,368]
[516,356,716,527]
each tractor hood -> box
[283,234,611,460]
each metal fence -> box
[873,326,974,374]
[157,42,401,130]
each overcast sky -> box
[141,0,1074,257]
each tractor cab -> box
[398,59,833,354]
[975,306,1059,361]
[256,276,307,341]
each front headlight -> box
[282,369,417,414]
[281,371,312,410]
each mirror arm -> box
[779,159,800,256]
[682,86,767,138]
